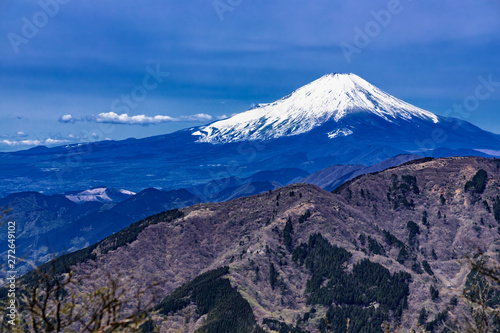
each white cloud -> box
[2,139,41,146]
[178,114,213,122]
[58,112,213,125]
[88,112,213,125]
[93,112,174,125]
[59,114,76,123]
[44,138,68,145]
[1,138,68,147]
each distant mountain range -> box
[0,187,202,273]
[303,153,422,191]
[0,73,499,196]
[0,154,423,273]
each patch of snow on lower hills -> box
[65,187,135,203]
[119,189,136,195]
[328,128,353,139]
[82,187,108,195]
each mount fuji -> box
[0,73,499,195]
[193,73,439,143]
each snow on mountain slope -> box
[65,187,136,203]
[192,73,439,143]
[327,128,354,139]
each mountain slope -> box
[303,154,421,191]
[187,168,309,201]
[20,157,500,332]
[0,192,86,239]
[109,188,202,221]
[0,187,202,273]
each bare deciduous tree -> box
[1,259,162,332]
[447,251,500,333]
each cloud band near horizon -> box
[59,112,213,125]
[1,138,69,146]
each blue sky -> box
[0,0,499,151]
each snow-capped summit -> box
[192,73,439,143]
